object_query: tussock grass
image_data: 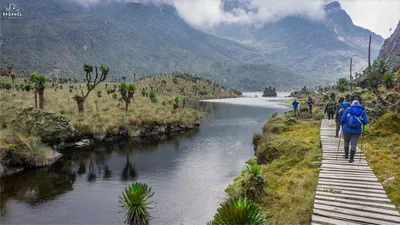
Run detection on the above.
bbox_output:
[226,114,322,224]
[1,74,238,136]
[0,131,53,167]
[362,111,400,210]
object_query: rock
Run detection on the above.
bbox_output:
[262,87,277,97]
[31,150,62,167]
[158,126,166,133]
[74,139,91,148]
[382,176,396,185]
[11,107,76,143]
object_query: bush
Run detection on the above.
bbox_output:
[59,110,66,115]
[208,198,266,225]
[24,84,31,92]
[383,73,396,88]
[112,93,118,99]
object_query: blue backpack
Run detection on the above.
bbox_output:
[347,111,363,129]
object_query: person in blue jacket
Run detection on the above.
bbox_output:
[292,98,299,116]
[340,100,368,162]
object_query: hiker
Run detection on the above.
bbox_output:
[292,98,299,116]
[324,99,336,126]
[341,100,369,163]
[307,97,314,114]
[335,97,344,137]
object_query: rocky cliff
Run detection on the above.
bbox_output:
[377,21,400,68]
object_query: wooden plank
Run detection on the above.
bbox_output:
[318,178,383,187]
[314,204,400,223]
[317,185,386,194]
[319,170,373,175]
[317,189,387,198]
[314,209,395,225]
[319,172,376,178]
[312,215,359,225]
[317,182,384,191]
[315,200,400,217]
[316,191,392,203]
[319,175,377,182]
[321,164,372,171]
[315,195,397,210]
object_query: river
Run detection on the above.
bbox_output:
[0,92,290,225]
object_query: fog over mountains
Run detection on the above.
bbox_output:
[0,0,384,90]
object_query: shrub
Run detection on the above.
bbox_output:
[383,73,396,88]
[208,198,266,225]
[118,183,154,225]
[112,93,118,99]
[59,110,66,115]
[24,84,31,92]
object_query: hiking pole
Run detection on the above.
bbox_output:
[336,128,341,160]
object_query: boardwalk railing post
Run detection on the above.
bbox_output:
[336,129,341,160]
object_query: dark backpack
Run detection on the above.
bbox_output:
[327,103,335,113]
[346,111,363,129]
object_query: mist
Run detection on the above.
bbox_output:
[69,0,326,27]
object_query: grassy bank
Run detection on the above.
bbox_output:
[0,72,240,175]
[0,73,239,136]
[225,107,322,224]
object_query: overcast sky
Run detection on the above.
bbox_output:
[338,0,400,38]
[72,0,400,38]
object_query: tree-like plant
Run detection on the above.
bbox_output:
[373,59,388,75]
[149,89,157,103]
[29,72,46,109]
[168,96,181,109]
[383,73,396,88]
[209,198,266,225]
[118,183,154,225]
[73,64,109,113]
[141,88,146,97]
[10,71,16,88]
[119,83,136,114]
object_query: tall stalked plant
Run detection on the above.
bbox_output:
[73,64,109,113]
[119,83,136,115]
[208,198,266,225]
[29,72,46,109]
[118,183,154,225]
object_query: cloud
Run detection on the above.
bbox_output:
[337,0,400,38]
[70,0,326,27]
[69,0,400,37]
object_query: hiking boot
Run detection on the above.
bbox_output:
[349,151,355,163]
[344,147,349,159]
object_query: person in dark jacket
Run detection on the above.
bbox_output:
[307,97,313,114]
[334,97,349,137]
[324,100,336,126]
[292,98,299,116]
[340,100,369,162]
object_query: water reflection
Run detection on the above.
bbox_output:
[1,98,287,224]
[0,159,76,216]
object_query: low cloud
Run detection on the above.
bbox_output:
[70,0,326,27]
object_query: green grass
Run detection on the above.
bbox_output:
[226,114,322,224]
[362,111,400,210]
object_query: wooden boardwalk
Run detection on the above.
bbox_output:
[312,120,400,225]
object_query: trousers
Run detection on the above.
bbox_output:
[343,132,361,152]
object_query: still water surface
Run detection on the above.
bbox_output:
[1,93,289,225]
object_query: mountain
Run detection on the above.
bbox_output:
[211,1,384,80]
[377,20,400,68]
[0,0,299,90]
[0,0,385,90]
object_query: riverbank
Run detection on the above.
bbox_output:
[0,73,240,177]
[220,84,399,223]
[224,105,322,224]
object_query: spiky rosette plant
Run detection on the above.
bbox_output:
[118,183,154,225]
[209,198,266,225]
